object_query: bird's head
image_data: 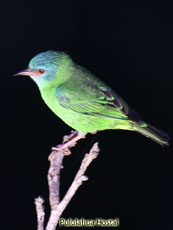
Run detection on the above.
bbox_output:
[14,51,68,86]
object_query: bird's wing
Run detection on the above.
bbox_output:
[55,66,141,121]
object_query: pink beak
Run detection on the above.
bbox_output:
[14,68,40,77]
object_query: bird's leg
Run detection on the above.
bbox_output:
[52,131,86,155]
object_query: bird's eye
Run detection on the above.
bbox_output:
[38,69,45,74]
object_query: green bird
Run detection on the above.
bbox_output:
[15,51,169,150]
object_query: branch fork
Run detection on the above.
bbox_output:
[35,132,100,230]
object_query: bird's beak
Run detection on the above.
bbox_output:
[13,68,39,77]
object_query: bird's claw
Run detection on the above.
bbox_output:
[51,131,86,155]
[52,144,72,155]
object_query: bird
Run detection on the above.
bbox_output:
[15,50,169,150]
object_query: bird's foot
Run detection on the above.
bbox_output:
[52,131,86,155]
[52,145,72,155]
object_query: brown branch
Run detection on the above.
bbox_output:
[35,132,100,230]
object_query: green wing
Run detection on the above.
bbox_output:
[55,65,140,121]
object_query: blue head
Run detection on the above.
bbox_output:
[15,51,67,86]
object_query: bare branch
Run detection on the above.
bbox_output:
[35,131,100,230]
[48,150,64,208]
[35,197,45,230]
[46,142,100,230]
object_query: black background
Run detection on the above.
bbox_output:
[2,1,173,229]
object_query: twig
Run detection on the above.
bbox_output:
[35,132,100,230]
[35,197,45,230]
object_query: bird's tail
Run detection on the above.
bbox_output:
[133,122,170,146]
